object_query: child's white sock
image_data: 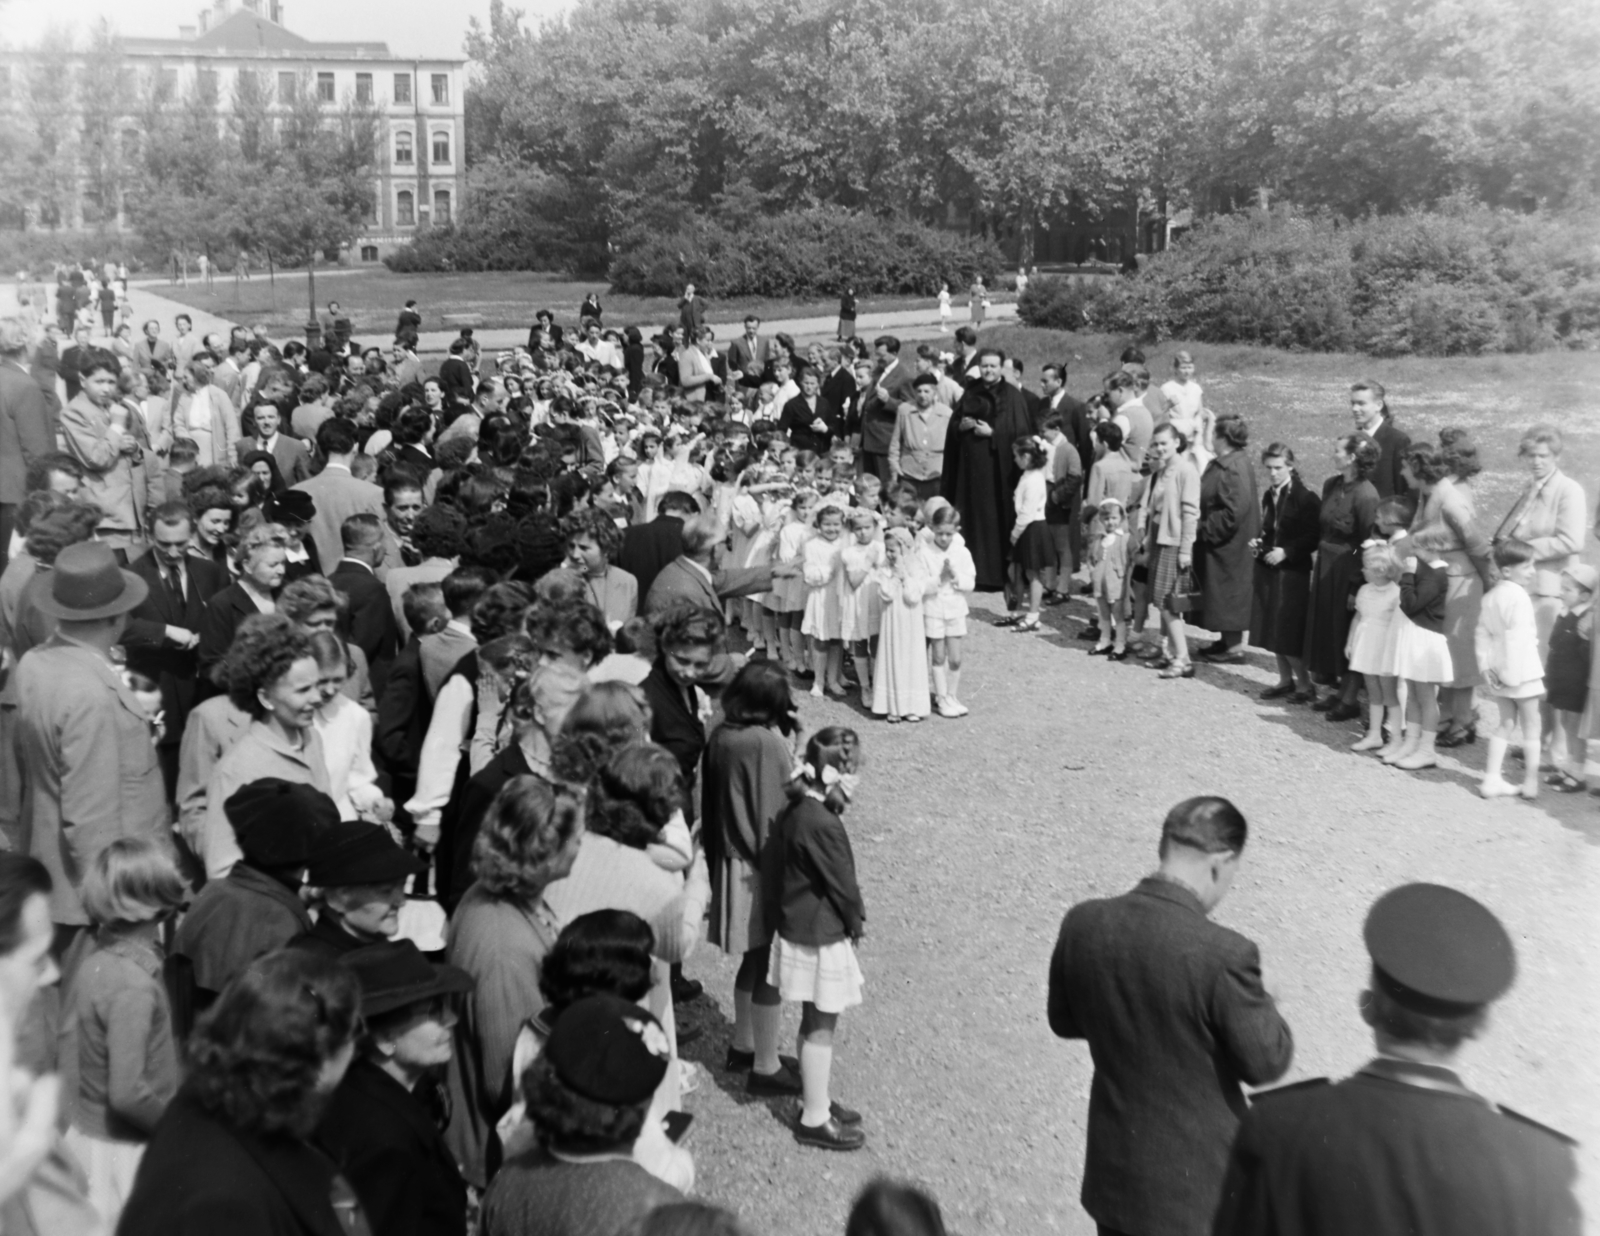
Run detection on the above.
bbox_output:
[946,667,962,702]
[799,1037,833,1127]
[752,1002,782,1075]
[931,663,948,701]
[732,989,754,1054]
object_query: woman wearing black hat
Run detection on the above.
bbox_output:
[119,950,369,1236]
[316,941,473,1236]
[481,995,683,1236]
[290,821,425,960]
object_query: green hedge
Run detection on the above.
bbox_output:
[1019,205,1600,356]
[608,208,1003,299]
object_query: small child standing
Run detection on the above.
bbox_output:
[1006,436,1052,633]
[1385,548,1453,771]
[1544,564,1595,792]
[918,506,976,718]
[62,838,187,1225]
[1475,539,1546,799]
[762,728,867,1151]
[840,510,886,706]
[773,491,817,674]
[801,504,848,696]
[872,529,932,722]
[1346,545,1404,753]
[1087,498,1130,658]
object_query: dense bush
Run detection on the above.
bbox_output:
[1021,204,1600,356]
[385,159,609,276]
[1016,275,1118,332]
[608,209,1003,299]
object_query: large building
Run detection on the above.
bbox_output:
[2,0,466,260]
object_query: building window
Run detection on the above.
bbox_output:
[196,68,219,99]
[360,245,379,263]
[278,71,295,103]
[393,72,411,104]
[317,72,335,103]
[159,67,179,95]
[396,190,414,226]
[394,131,413,164]
[431,74,448,105]
[433,190,452,225]
[431,131,450,164]
[355,72,372,103]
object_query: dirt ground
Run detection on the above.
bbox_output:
[674,591,1600,1235]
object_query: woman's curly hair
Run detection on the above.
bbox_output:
[22,501,103,566]
[651,602,726,652]
[185,950,360,1139]
[1342,434,1383,480]
[538,909,655,1013]
[1401,441,1453,486]
[217,613,317,714]
[471,581,532,643]
[472,774,587,899]
[560,506,622,564]
[521,1051,649,1154]
[586,743,684,850]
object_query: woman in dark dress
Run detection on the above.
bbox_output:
[1194,415,1260,663]
[1250,443,1322,700]
[940,359,1033,592]
[1303,434,1380,717]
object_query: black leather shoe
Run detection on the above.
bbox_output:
[671,976,704,1003]
[1437,722,1477,748]
[1259,682,1296,700]
[793,1114,865,1151]
[1290,689,1318,705]
[1077,624,1102,641]
[1199,650,1246,665]
[1312,694,1337,711]
[1087,645,1112,656]
[830,1100,862,1126]
[1326,701,1363,722]
[748,1064,803,1096]
[726,1048,800,1072]
[1106,648,1131,662]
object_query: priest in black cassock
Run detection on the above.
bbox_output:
[940,349,1036,591]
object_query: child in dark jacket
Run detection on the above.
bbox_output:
[761,726,866,1152]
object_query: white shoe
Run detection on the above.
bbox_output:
[934,695,960,718]
[945,696,970,717]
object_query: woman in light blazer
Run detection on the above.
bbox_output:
[1492,425,1587,654]
[1138,422,1201,679]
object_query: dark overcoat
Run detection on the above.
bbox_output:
[1196,449,1261,633]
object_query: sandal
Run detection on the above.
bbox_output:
[994,613,1022,627]
[1545,770,1585,793]
[1013,614,1042,632]
[885,715,901,724]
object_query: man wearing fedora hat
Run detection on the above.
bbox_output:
[316,940,473,1236]
[1212,882,1579,1235]
[13,542,168,947]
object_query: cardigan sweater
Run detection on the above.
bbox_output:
[761,795,865,947]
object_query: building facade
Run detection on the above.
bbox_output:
[2,0,465,260]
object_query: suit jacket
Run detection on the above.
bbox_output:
[437,356,476,406]
[1368,418,1412,500]
[677,295,707,337]
[316,1058,466,1236]
[641,658,706,809]
[330,559,399,690]
[820,365,857,415]
[14,637,172,926]
[619,515,685,602]
[122,553,230,748]
[1492,469,1586,599]
[132,336,176,377]
[0,361,52,506]
[643,556,774,619]
[725,334,773,385]
[777,394,845,455]
[120,1091,350,1236]
[246,433,313,486]
[1213,1058,1579,1236]
[1047,877,1293,1236]
[292,464,386,575]
[59,392,140,539]
[198,581,272,690]
[175,694,252,855]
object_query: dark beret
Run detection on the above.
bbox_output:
[225,779,340,869]
[545,994,670,1107]
[306,821,425,888]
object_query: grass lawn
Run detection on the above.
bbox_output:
[985,325,1600,532]
[151,269,1005,336]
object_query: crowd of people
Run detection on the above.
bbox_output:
[0,274,1586,1235]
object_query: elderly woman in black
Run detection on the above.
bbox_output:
[1193,414,1260,664]
[1250,444,1322,700]
[119,950,366,1236]
[1302,434,1380,718]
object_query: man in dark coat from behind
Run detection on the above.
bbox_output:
[1194,414,1261,662]
[1213,883,1579,1236]
[619,490,697,601]
[1047,796,1293,1236]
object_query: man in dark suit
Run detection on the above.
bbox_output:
[331,513,400,694]
[643,511,788,620]
[292,417,386,574]
[1048,796,1293,1236]
[620,490,698,601]
[57,321,96,403]
[725,315,774,390]
[396,299,423,337]
[1041,361,1095,474]
[820,346,857,412]
[677,283,707,339]
[853,336,917,481]
[120,502,230,799]
[437,337,477,408]
[1004,356,1043,427]
[241,401,312,485]
[777,368,845,455]
[1351,380,1411,499]
[1213,883,1578,1236]
[0,318,55,569]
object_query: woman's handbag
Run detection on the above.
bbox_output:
[1163,566,1202,616]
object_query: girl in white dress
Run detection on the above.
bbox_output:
[1161,351,1214,468]
[774,491,818,674]
[872,528,932,722]
[801,504,848,696]
[1346,546,1403,753]
[917,505,977,718]
[938,283,952,332]
[1475,540,1546,799]
[840,510,886,706]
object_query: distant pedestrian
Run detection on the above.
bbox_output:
[969,277,986,325]
[1213,882,1579,1236]
[938,282,951,333]
[1047,795,1292,1236]
[837,287,857,341]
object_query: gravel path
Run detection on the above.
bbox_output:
[676,592,1600,1234]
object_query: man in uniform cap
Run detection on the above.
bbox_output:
[1212,882,1579,1236]
[171,779,342,1029]
[289,820,424,959]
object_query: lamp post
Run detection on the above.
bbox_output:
[304,250,322,350]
